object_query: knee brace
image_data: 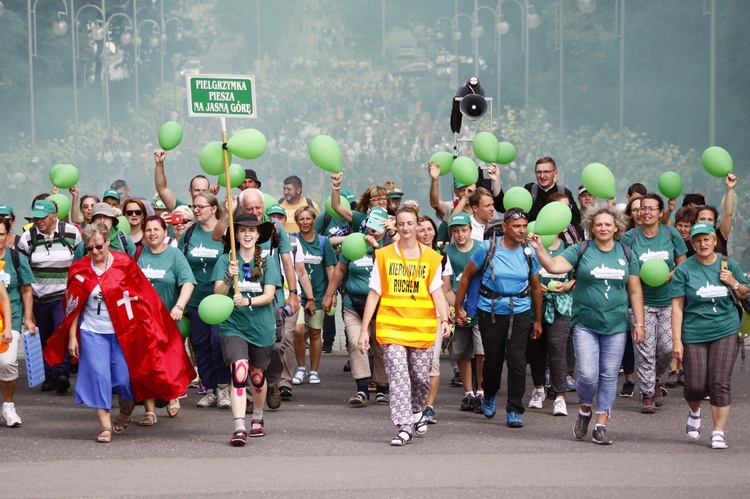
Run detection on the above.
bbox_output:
[231,360,249,389]
[249,367,266,389]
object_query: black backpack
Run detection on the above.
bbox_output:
[26,222,75,257]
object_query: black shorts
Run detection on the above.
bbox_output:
[221,336,273,369]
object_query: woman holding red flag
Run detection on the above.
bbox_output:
[44,222,194,443]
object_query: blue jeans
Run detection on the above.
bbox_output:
[573,325,627,415]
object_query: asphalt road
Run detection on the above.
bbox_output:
[3,347,750,498]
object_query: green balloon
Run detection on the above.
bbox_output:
[227,128,267,160]
[199,141,232,176]
[581,163,616,199]
[430,151,454,176]
[116,216,131,235]
[526,221,556,248]
[326,306,336,317]
[451,157,479,186]
[497,141,517,164]
[179,318,191,339]
[657,172,683,200]
[47,193,71,219]
[52,164,79,189]
[472,131,499,163]
[262,192,278,210]
[157,121,183,151]
[640,258,670,287]
[341,233,369,261]
[324,195,347,219]
[308,135,342,173]
[701,146,733,178]
[49,163,64,184]
[535,202,572,235]
[198,294,235,325]
[503,186,533,212]
[218,164,245,188]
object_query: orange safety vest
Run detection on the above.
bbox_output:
[0,260,5,331]
[375,243,443,348]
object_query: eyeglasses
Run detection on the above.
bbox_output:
[125,210,143,216]
[504,211,529,222]
[85,244,105,252]
[535,170,556,176]
[638,206,659,212]
[193,204,211,211]
[370,196,388,203]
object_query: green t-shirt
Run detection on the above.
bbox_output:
[670,255,746,344]
[314,215,351,238]
[350,210,367,232]
[298,234,338,308]
[561,241,640,335]
[1,251,35,331]
[179,225,224,307]
[621,225,687,307]
[339,244,379,312]
[137,246,196,311]
[260,220,292,308]
[74,229,136,261]
[211,252,281,348]
[443,240,480,325]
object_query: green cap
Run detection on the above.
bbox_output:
[30,200,57,218]
[103,189,120,201]
[265,204,287,217]
[341,189,356,204]
[453,178,467,189]
[0,205,14,216]
[387,187,404,199]
[448,212,472,227]
[690,222,716,238]
[151,194,166,210]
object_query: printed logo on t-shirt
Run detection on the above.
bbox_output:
[303,253,323,265]
[238,280,263,294]
[353,255,373,268]
[696,282,728,299]
[590,265,625,280]
[640,250,669,262]
[140,264,166,280]
[190,244,219,259]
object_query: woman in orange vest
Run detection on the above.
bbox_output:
[358,203,451,446]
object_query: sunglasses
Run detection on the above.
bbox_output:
[85,243,105,252]
[125,210,143,216]
[242,262,252,281]
[504,211,529,222]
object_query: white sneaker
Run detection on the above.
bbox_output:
[292,367,307,385]
[216,384,231,409]
[2,403,22,427]
[196,391,218,408]
[553,397,568,416]
[528,388,545,409]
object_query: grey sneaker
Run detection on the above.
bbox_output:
[216,384,231,409]
[663,370,679,388]
[592,425,612,445]
[573,411,592,439]
[196,390,218,408]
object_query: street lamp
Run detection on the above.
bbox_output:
[27,0,70,161]
[704,0,716,145]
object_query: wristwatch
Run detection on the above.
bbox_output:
[288,289,298,294]
[732,281,740,290]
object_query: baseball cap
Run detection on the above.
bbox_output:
[448,212,471,227]
[578,185,589,196]
[341,189,356,205]
[387,187,404,199]
[151,194,167,210]
[244,169,262,188]
[30,200,57,218]
[103,189,120,201]
[0,205,14,216]
[453,179,467,189]
[690,222,716,238]
[265,204,286,217]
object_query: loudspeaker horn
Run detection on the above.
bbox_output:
[459,94,487,120]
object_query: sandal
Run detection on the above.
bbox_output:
[390,429,412,446]
[166,399,180,418]
[113,406,133,433]
[97,427,113,443]
[686,411,701,440]
[138,412,158,426]
[230,429,247,447]
[711,433,728,449]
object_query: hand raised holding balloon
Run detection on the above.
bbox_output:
[463,184,476,200]
[154,149,167,165]
[330,173,343,189]
[113,207,122,217]
[667,198,676,211]
[209,184,220,195]
[69,185,79,198]
[727,173,739,189]
[526,233,542,250]
[486,163,499,183]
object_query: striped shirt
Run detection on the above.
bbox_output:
[17,222,81,302]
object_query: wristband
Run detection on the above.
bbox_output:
[306,298,315,302]
[388,231,397,237]
[732,281,740,290]
[633,323,645,328]
[332,186,341,191]
[247,296,253,309]
[441,319,451,325]
[289,289,298,294]
[175,305,184,311]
